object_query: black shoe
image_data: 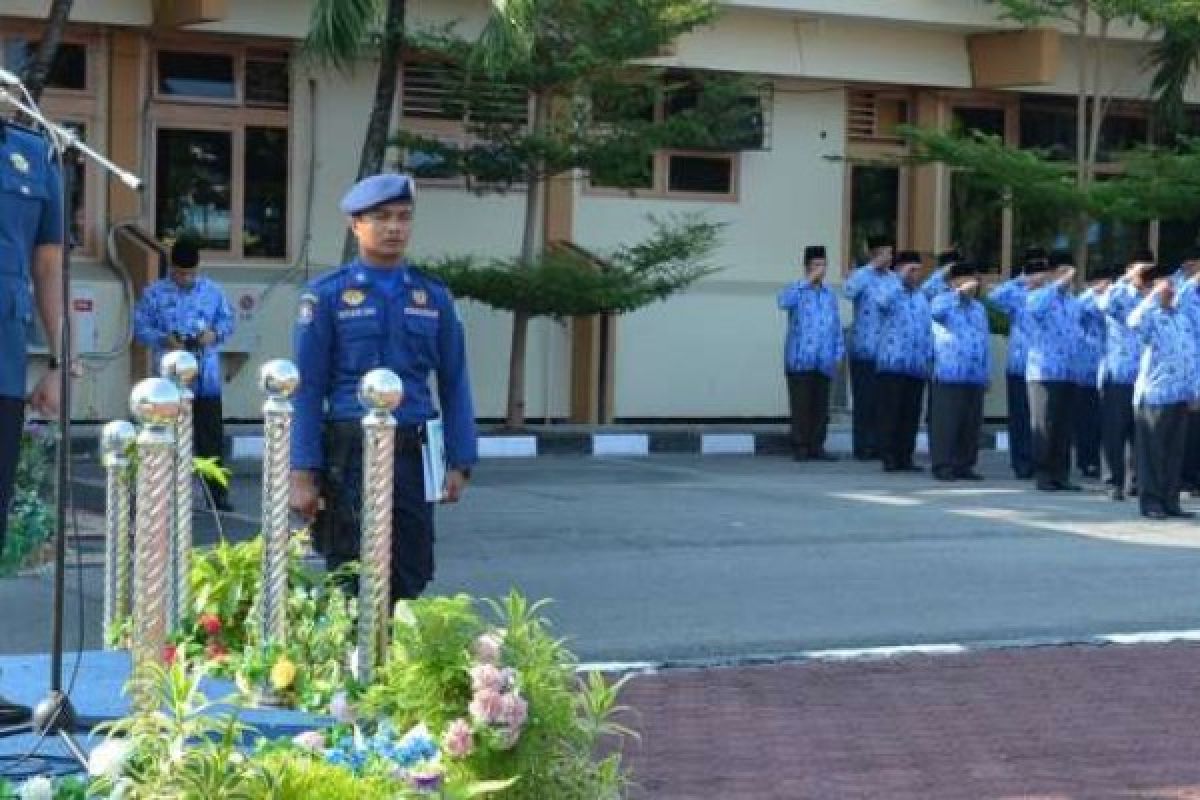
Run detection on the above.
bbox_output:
[1036,481,1059,492]
[1108,488,1126,502]
[0,698,31,726]
[1081,466,1101,479]
[900,464,924,473]
[1166,508,1197,519]
[882,462,901,473]
[1015,470,1034,480]
[1055,482,1083,492]
[933,468,956,482]
[792,453,810,462]
[810,451,839,462]
[1143,508,1169,520]
[955,470,985,482]
[1129,485,1139,497]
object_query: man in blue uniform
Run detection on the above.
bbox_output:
[873,250,933,473]
[929,260,989,481]
[1071,269,1109,480]
[289,173,477,604]
[987,249,1039,479]
[843,235,895,460]
[0,121,64,724]
[778,245,844,461]
[1128,276,1199,520]
[1173,251,1200,496]
[134,237,236,510]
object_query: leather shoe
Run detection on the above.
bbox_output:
[900,464,924,473]
[955,470,985,481]
[1143,508,1169,520]
[1166,508,1197,519]
[932,468,956,482]
[0,698,31,726]
[1015,470,1034,480]
[810,451,839,462]
[1036,481,1059,492]
[1055,482,1083,492]
[1108,488,1126,502]
[882,462,901,473]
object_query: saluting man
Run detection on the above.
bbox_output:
[1071,269,1109,480]
[1172,250,1200,497]
[843,235,896,461]
[777,245,844,461]
[987,250,1039,480]
[289,173,478,604]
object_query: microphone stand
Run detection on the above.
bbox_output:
[0,82,141,768]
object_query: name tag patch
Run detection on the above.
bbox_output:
[337,307,378,320]
[404,307,440,319]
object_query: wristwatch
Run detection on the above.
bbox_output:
[46,356,61,370]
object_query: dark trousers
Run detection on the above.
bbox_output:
[1101,380,1136,491]
[849,358,879,458]
[1072,385,1102,476]
[1183,411,1200,490]
[876,372,925,469]
[0,396,24,554]
[1029,380,1075,486]
[193,395,229,504]
[1135,403,1189,514]
[1005,375,1033,478]
[786,371,831,458]
[930,383,984,475]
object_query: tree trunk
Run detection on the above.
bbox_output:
[341,0,407,262]
[1073,1,1092,276]
[21,0,74,102]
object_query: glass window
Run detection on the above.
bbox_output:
[155,129,233,249]
[2,38,87,90]
[1020,98,1076,161]
[158,51,236,99]
[243,127,288,258]
[849,165,900,262]
[1158,218,1200,269]
[60,121,87,249]
[590,154,654,190]
[245,56,290,107]
[666,154,733,194]
[953,107,1005,138]
[1097,114,1147,161]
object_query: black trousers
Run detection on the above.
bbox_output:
[1005,375,1033,478]
[785,371,831,458]
[1028,380,1074,485]
[1072,385,1102,475]
[930,383,984,474]
[1183,410,1200,490]
[849,358,879,458]
[193,395,228,504]
[1101,380,1136,491]
[1135,403,1189,514]
[876,372,925,469]
[0,396,24,554]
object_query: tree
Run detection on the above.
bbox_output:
[396,0,753,427]
[19,0,75,102]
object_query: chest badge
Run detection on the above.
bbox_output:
[9,152,29,174]
[341,288,366,307]
[411,289,428,307]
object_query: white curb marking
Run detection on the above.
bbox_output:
[592,434,650,457]
[479,436,538,459]
[701,433,755,455]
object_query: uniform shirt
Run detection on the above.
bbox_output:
[930,290,990,385]
[1128,295,1200,407]
[1174,274,1200,377]
[777,279,844,377]
[920,267,952,300]
[1094,280,1143,385]
[986,279,1030,377]
[292,259,478,471]
[1024,284,1081,383]
[134,276,234,398]
[0,124,64,399]
[1072,288,1106,389]
[873,280,933,379]
[843,265,898,361]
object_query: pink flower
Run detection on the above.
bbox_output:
[499,692,528,730]
[442,718,474,758]
[329,691,355,724]
[470,664,505,694]
[495,724,521,750]
[473,632,504,664]
[469,688,505,725]
[291,730,326,751]
[197,613,221,637]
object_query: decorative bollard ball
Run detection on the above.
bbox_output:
[358,368,404,413]
[259,359,301,398]
[159,350,199,389]
[129,378,182,427]
[100,420,136,464]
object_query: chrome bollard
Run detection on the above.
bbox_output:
[258,359,300,651]
[160,350,198,630]
[100,420,136,649]
[356,368,404,684]
[130,378,181,708]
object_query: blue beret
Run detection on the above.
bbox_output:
[339,173,416,215]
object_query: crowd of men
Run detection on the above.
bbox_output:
[779,239,1200,520]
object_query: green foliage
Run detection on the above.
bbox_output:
[304,0,393,72]
[0,424,54,577]
[194,456,231,490]
[422,215,722,317]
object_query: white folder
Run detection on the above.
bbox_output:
[421,419,447,503]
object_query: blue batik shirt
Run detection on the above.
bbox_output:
[1174,274,1200,375]
[873,280,933,379]
[920,267,953,300]
[986,278,1030,377]
[134,276,235,398]
[1095,280,1143,385]
[1024,284,1082,383]
[777,279,845,377]
[1128,295,1200,407]
[843,264,898,361]
[1072,288,1105,389]
[930,291,990,385]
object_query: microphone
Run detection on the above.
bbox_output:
[0,68,22,87]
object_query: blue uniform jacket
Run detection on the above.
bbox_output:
[930,291,990,386]
[1025,284,1081,383]
[777,279,844,377]
[1094,280,1143,386]
[1128,295,1200,407]
[843,265,898,361]
[291,260,478,472]
[986,278,1029,378]
[873,280,933,379]
[134,276,234,397]
[1072,288,1105,389]
[0,124,64,398]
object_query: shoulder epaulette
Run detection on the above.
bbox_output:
[309,266,350,291]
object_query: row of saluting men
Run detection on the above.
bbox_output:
[778,239,1200,520]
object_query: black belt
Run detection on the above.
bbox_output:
[326,419,424,454]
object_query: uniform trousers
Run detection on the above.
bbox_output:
[1005,374,1033,479]
[1183,410,1200,491]
[1101,380,1136,492]
[849,358,880,458]
[1135,403,1189,515]
[1072,385,1103,476]
[193,394,229,505]
[785,370,831,458]
[1028,380,1075,486]
[930,383,984,476]
[0,396,24,554]
[876,372,925,469]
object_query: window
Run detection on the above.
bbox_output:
[849,165,902,263]
[2,38,87,90]
[151,41,290,260]
[949,105,1010,272]
[1020,97,1149,163]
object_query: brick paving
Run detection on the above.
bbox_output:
[619,644,1200,799]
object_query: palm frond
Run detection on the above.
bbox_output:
[304,0,385,73]
[1150,19,1200,136]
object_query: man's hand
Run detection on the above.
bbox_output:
[198,330,217,346]
[443,469,469,504]
[289,470,321,520]
[28,370,60,417]
[958,278,980,296]
[165,334,184,350]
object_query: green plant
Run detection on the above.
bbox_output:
[0,423,55,577]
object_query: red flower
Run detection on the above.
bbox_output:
[198,613,222,637]
[205,642,229,661]
[163,644,177,665]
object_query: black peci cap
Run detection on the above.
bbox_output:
[1049,249,1074,268]
[937,250,962,268]
[867,234,893,251]
[1130,248,1156,266]
[803,245,827,264]
[950,260,977,279]
[894,250,922,268]
[170,238,200,269]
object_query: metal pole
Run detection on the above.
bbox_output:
[129,378,181,709]
[355,369,403,684]
[160,350,198,630]
[258,359,300,652]
[100,420,135,650]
